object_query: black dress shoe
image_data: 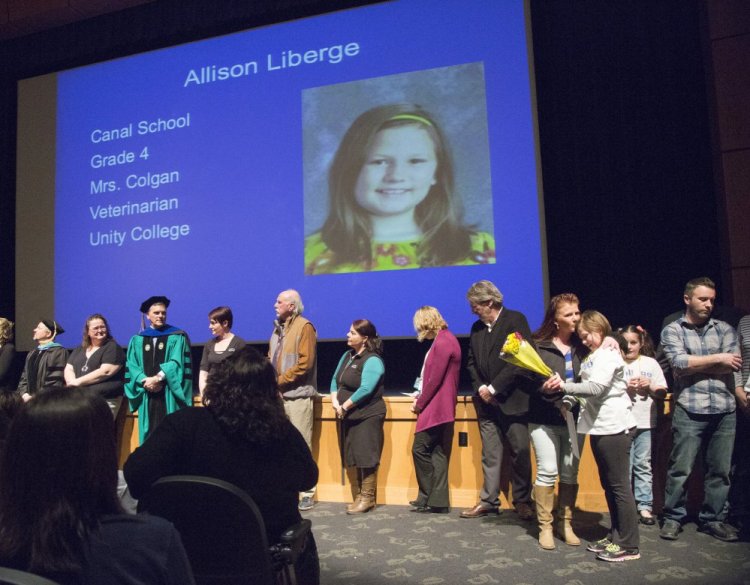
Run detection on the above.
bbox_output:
[698,521,739,542]
[411,505,450,514]
[638,511,656,526]
[514,502,534,521]
[659,519,681,540]
[409,500,424,508]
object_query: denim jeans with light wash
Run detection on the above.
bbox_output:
[629,428,653,512]
[663,405,736,525]
[529,423,585,487]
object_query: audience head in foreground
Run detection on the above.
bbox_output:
[124,346,319,584]
[0,387,195,584]
[202,345,289,443]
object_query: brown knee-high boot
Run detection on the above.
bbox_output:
[534,485,556,550]
[556,482,580,546]
[346,468,363,513]
[347,468,376,514]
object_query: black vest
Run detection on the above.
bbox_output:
[335,350,385,420]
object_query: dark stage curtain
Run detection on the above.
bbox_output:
[1,0,719,346]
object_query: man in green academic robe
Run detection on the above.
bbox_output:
[125,296,192,443]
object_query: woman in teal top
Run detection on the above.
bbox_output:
[331,319,385,514]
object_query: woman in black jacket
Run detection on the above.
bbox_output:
[528,293,587,550]
[125,346,320,585]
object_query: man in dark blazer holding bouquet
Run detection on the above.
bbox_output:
[462,280,534,519]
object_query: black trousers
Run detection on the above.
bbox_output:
[591,431,640,549]
[294,532,320,585]
[412,422,454,508]
[729,408,750,522]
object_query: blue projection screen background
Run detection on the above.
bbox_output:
[22,0,545,346]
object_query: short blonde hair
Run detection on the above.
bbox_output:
[0,318,14,345]
[577,310,612,338]
[413,306,448,341]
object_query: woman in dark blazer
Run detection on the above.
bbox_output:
[410,306,461,513]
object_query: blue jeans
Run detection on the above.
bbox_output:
[663,405,736,524]
[629,429,653,512]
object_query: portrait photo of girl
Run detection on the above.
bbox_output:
[303,64,496,275]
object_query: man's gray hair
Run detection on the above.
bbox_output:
[466,280,503,308]
[282,289,304,315]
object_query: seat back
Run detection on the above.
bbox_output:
[137,475,274,585]
[0,568,61,585]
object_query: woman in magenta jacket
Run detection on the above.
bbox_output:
[409,306,461,513]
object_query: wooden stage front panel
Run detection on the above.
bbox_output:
[120,394,611,511]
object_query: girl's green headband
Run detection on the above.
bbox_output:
[388,113,433,127]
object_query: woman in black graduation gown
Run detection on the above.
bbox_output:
[17,319,68,401]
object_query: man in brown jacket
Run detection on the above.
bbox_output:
[269,289,318,510]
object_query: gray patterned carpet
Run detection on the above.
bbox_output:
[305,503,750,585]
